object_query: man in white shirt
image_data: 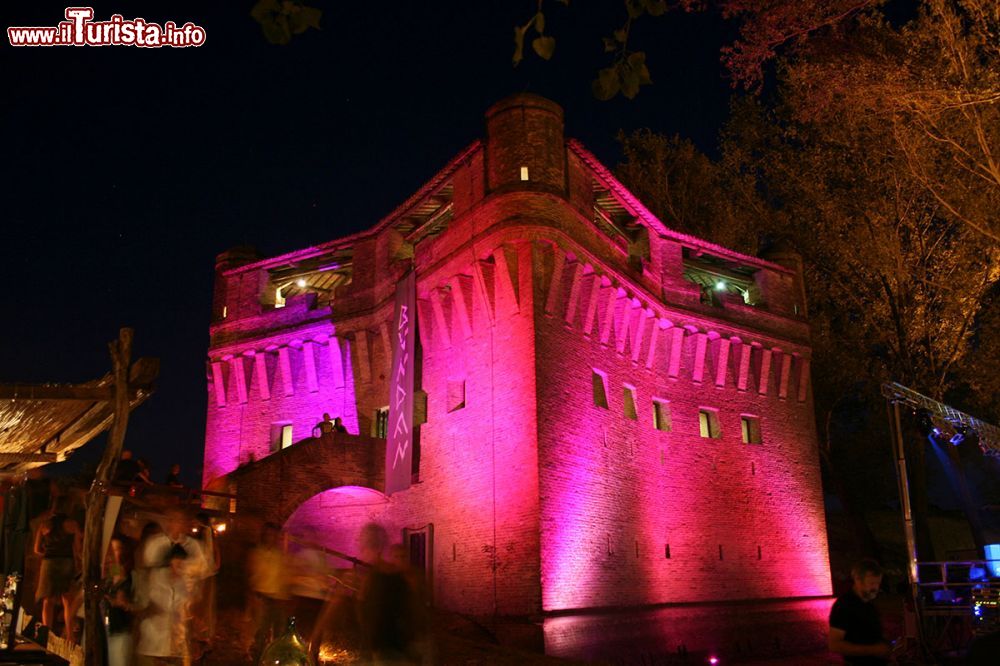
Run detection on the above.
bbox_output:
[134,509,208,665]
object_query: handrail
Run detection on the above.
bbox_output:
[285,532,371,569]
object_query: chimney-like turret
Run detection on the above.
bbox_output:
[212,245,259,323]
[485,93,566,195]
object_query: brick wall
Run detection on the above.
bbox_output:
[202,94,832,629]
[533,236,831,610]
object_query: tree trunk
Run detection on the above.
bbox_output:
[82,328,133,666]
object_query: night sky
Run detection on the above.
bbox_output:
[1,2,735,486]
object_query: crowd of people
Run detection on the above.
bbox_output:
[114,451,185,489]
[30,506,428,664]
[246,521,429,664]
[16,467,1000,665]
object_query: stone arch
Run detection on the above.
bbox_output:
[228,433,386,527]
[282,485,395,562]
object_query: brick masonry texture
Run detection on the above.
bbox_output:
[203,93,832,653]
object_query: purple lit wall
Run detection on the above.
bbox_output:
[204,95,833,655]
[203,259,362,488]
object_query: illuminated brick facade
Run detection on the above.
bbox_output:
[204,94,832,656]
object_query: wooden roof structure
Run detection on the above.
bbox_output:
[0,357,158,474]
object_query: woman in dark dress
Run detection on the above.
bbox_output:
[33,509,82,639]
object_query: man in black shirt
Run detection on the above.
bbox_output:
[114,450,141,483]
[829,559,893,664]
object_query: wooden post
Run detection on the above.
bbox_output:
[82,328,133,665]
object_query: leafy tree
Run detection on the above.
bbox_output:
[520,0,1000,248]
[615,67,999,559]
[251,0,322,45]
[616,130,762,253]
[774,0,1000,244]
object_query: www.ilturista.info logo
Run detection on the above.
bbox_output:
[7,7,206,48]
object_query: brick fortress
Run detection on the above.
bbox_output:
[204,94,833,658]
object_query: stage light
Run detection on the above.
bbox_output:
[916,408,944,444]
[715,280,726,291]
[708,657,719,665]
[949,425,968,447]
[297,278,307,288]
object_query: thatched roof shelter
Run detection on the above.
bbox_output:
[0,357,158,474]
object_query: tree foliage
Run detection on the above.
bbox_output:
[251,0,322,45]
[513,0,660,100]
[777,0,1000,244]
[616,130,761,253]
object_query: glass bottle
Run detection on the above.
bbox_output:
[257,616,315,666]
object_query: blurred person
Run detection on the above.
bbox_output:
[829,559,895,664]
[357,525,421,664]
[135,458,153,485]
[142,508,207,573]
[289,543,330,632]
[114,450,141,484]
[33,502,82,639]
[102,535,135,666]
[248,522,291,658]
[332,417,348,433]
[132,521,164,611]
[165,464,184,488]
[190,513,220,664]
[135,510,208,664]
[135,543,195,665]
[316,413,335,439]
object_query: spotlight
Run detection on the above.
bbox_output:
[708,657,719,665]
[916,408,935,433]
[715,280,726,291]
[949,425,968,447]
[296,278,307,288]
[916,408,944,444]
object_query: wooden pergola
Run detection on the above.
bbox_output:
[0,329,157,665]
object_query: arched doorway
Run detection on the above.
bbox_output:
[282,485,394,561]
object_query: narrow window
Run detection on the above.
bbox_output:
[664,543,671,559]
[699,409,721,439]
[652,399,672,432]
[271,421,293,452]
[741,415,762,444]
[592,370,609,409]
[373,406,389,439]
[222,305,228,319]
[623,385,638,420]
[520,166,530,181]
[447,379,466,412]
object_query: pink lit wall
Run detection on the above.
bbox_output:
[203,305,360,487]
[284,486,395,561]
[203,94,832,635]
[533,232,831,611]
[360,220,544,617]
